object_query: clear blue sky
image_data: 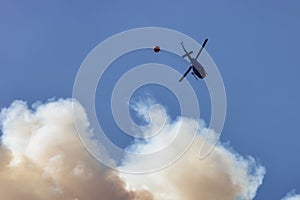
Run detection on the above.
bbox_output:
[1,1,300,199]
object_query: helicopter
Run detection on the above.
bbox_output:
[179,38,208,82]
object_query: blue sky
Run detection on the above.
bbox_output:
[1,0,300,199]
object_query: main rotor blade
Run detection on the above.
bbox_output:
[195,38,208,60]
[179,66,192,82]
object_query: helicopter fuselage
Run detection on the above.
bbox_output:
[190,58,206,79]
[179,39,208,82]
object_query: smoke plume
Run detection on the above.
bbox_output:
[0,99,152,200]
[0,98,266,200]
[281,191,300,200]
[121,100,266,200]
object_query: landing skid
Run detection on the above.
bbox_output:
[191,72,198,80]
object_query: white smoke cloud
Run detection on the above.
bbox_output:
[281,191,300,200]
[121,99,266,200]
[0,98,267,200]
[0,99,152,200]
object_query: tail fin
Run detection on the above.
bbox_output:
[182,51,193,58]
